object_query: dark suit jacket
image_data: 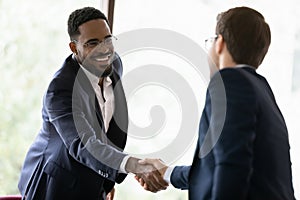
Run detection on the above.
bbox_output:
[18,54,128,200]
[171,66,295,200]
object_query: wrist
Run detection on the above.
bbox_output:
[160,165,168,176]
[125,157,139,174]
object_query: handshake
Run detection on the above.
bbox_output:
[125,157,169,193]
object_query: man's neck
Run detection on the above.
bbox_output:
[218,54,237,70]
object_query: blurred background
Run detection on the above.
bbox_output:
[0,0,299,199]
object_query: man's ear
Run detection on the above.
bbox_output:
[69,41,77,55]
[215,34,224,55]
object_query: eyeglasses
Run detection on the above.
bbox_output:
[204,35,218,50]
[72,35,117,49]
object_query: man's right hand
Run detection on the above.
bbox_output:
[133,158,169,192]
[125,157,169,192]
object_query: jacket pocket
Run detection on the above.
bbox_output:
[43,161,77,189]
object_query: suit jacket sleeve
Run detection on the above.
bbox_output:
[44,62,127,182]
[170,165,191,190]
[209,69,257,199]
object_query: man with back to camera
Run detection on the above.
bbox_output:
[18,7,168,200]
[138,6,296,200]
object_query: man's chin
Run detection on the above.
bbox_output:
[82,62,113,77]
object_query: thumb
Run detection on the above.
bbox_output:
[138,158,155,165]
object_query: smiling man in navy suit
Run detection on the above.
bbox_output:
[138,6,296,200]
[18,7,167,200]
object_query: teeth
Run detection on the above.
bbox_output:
[95,55,110,62]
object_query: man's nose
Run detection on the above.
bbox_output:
[94,43,111,54]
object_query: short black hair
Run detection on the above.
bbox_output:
[67,7,109,40]
[216,7,271,68]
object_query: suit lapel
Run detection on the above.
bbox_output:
[110,70,128,128]
[106,69,128,149]
[74,62,106,135]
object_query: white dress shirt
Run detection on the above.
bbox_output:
[81,66,114,132]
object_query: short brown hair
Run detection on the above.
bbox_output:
[216,7,271,68]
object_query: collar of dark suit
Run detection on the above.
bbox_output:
[219,64,257,75]
[235,64,256,71]
[235,65,257,75]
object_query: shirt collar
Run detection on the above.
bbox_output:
[80,65,100,86]
[235,64,256,70]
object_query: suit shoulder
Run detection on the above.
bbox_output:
[48,55,79,91]
[208,68,258,107]
[112,53,123,78]
[53,55,79,78]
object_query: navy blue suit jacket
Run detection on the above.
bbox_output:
[171,66,295,200]
[18,54,128,200]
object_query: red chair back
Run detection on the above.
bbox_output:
[0,195,22,200]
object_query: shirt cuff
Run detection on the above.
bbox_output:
[119,155,130,174]
[163,166,174,184]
